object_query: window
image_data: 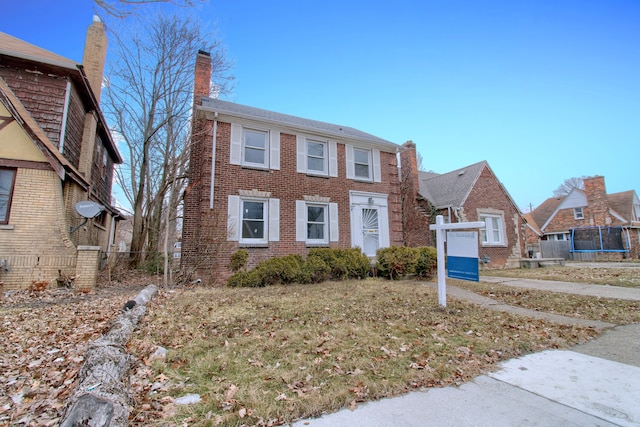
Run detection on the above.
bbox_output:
[296,136,337,177]
[296,200,338,244]
[241,200,266,242]
[307,140,327,174]
[306,204,328,244]
[227,195,280,244]
[0,168,16,224]
[230,123,280,170]
[354,148,371,179]
[574,207,584,219]
[345,145,381,182]
[243,129,268,166]
[479,214,504,245]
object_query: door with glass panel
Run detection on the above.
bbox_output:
[361,207,379,257]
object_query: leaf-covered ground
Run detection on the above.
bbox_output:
[0,274,151,426]
[127,280,601,426]
[2,264,636,426]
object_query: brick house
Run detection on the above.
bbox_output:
[0,18,122,290]
[526,176,640,259]
[181,51,403,282]
[400,142,525,269]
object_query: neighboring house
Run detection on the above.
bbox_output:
[527,176,640,260]
[181,51,403,282]
[0,18,122,290]
[400,142,525,269]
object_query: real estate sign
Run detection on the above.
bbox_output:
[446,231,479,282]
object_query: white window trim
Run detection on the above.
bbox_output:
[296,200,339,244]
[346,145,381,182]
[479,212,506,246]
[574,207,584,220]
[227,195,279,244]
[296,135,337,177]
[230,123,280,170]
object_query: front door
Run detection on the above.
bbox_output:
[361,207,379,257]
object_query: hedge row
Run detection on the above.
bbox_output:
[227,248,371,288]
[375,246,437,280]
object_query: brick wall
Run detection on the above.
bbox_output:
[398,142,433,247]
[182,119,402,283]
[0,168,77,290]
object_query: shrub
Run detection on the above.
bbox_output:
[229,249,249,272]
[227,269,263,287]
[297,256,331,284]
[376,246,417,280]
[415,246,438,279]
[337,248,371,279]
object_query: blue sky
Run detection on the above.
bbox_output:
[2,0,639,212]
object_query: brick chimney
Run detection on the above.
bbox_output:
[81,15,107,103]
[400,141,419,192]
[194,50,212,105]
[583,176,610,225]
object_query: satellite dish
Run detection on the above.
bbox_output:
[75,201,105,219]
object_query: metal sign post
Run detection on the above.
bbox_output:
[429,215,485,307]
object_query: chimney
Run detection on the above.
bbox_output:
[194,50,212,105]
[400,140,420,192]
[583,176,610,225]
[82,16,107,103]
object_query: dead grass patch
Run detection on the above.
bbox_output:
[452,279,640,325]
[482,264,640,288]
[128,279,600,426]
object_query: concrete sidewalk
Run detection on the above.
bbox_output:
[292,278,640,426]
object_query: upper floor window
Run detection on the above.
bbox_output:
[574,207,584,220]
[307,140,327,174]
[0,168,16,225]
[346,145,381,182]
[230,123,280,170]
[354,148,372,180]
[479,213,505,245]
[296,135,337,177]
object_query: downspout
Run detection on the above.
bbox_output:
[58,80,72,153]
[453,207,462,222]
[209,112,218,209]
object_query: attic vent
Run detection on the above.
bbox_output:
[458,170,465,176]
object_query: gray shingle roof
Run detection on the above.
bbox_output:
[418,161,488,208]
[200,98,399,150]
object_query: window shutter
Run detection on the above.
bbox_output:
[329,141,338,177]
[270,131,280,170]
[296,135,306,173]
[269,198,280,241]
[329,202,339,242]
[296,200,306,241]
[230,123,243,165]
[227,195,240,241]
[345,144,355,179]
[373,149,381,182]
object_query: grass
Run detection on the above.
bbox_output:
[481,264,640,288]
[129,279,603,426]
[451,279,640,324]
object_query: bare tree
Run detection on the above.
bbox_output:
[553,176,587,197]
[94,0,205,18]
[103,12,233,268]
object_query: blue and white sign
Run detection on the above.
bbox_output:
[447,231,479,282]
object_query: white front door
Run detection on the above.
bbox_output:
[349,191,390,257]
[361,207,380,257]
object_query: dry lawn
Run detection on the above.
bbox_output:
[481,263,640,288]
[127,279,601,426]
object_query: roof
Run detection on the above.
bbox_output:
[0,32,77,70]
[608,190,635,219]
[0,31,122,164]
[531,196,564,230]
[417,161,488,208]
[200,98,400,150]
